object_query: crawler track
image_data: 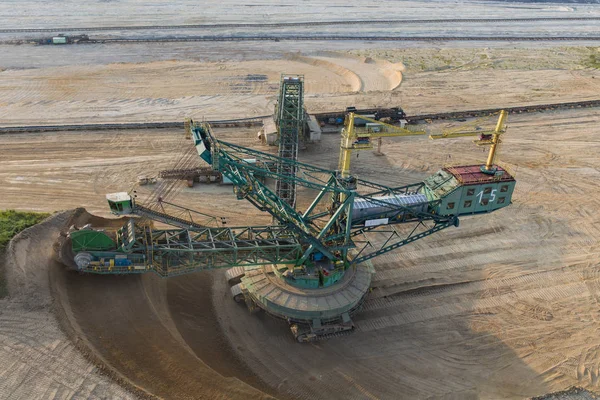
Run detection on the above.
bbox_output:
[1,17,599,34]
[1,99,599,134]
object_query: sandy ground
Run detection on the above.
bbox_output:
[0,47,599,125]
[209,108,600,399]
[1,107,600,399]
[0,54,406,125]
[0,212,135,399]
[0,210,270,399]
[2,1,600,29]
[2,1,600,399]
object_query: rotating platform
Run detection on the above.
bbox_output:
[237,262,374,338]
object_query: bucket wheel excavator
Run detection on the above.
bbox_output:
[65,81,516,342]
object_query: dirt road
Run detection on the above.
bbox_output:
[1,48,600,125]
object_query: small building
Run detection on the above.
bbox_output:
[52,36,68,45]
[106,192,133,214]
[365,122,382,133]
[353,114,376,127]
[422,165,516,216]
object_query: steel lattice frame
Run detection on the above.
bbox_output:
[80,221,302,276]
[148,225,301,276]
[77,122,460,277]
[275,75,304,209]
[192,122,459,268]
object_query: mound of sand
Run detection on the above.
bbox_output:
[288,54,363,92]
[54,209,272,399]
[2,208,272,399]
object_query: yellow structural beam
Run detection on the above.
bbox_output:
[338,113,355,179]
[338,112,426,178]
[429,129,496,139]
[428,110,508,173]
[485,109,507,171]
[355,130,427,138]
[338,110,508,180]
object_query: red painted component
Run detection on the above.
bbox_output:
[444,165,515,185]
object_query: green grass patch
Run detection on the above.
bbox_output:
[0,210,50,250]
[349,46,600,72]
[0,210,50,297]
[583,54,600,69]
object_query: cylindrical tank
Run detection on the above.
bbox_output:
[352,193,428,224]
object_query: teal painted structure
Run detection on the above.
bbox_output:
[70,219,303,276]
[422,165,516,217]
[70,123,517,337]
[70,229,116,252]
[52,36,68,45]
[274,75,304,208]
[240,262,373,322]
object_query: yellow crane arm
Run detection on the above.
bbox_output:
[349,113,415,132]
[357,130,426,138]
[337,109,508,179]
[485,110,508,171]
[429,129,496,139]
[338,112,426,178]
[428,110,508,173]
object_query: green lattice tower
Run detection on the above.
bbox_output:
[275,75,304,209]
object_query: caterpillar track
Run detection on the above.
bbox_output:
[290,323,356,343]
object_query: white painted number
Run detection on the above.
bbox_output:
[477,190,484,204]
[476,189,497,204]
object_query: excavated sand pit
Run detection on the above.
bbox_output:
[2,106,600,399]
[1,208,275,398]
[0,211,135,399]
[52,209,273,399]
[2,3,600,395]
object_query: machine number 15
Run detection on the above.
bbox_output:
[477,189,496,204]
